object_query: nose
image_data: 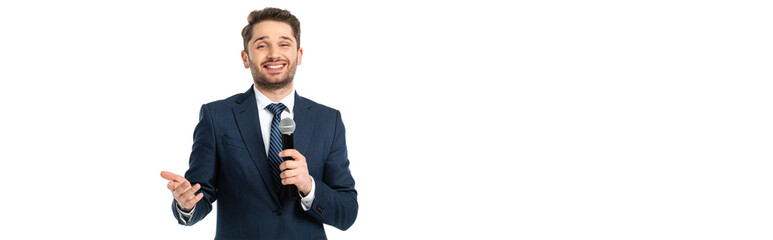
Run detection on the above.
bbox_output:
[267,46,282,61]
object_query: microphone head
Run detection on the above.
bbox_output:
[279,118,296,135]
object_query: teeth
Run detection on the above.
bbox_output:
[267,64,283,69]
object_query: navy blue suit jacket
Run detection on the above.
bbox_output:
[171,87,358,240]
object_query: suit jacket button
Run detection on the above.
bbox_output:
[274,209,283,216]
[316,206,325,214]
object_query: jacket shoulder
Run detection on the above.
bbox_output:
[201,92,243,110]
[300,95,340,116]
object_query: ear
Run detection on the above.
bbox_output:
[241,50,250,69]
[297,47,303,66]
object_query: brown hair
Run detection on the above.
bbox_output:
[241,7,301,53]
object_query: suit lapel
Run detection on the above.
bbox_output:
[232,87,281,206]
[293,92,316,156]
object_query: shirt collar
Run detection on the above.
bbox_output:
[254,85,295,114]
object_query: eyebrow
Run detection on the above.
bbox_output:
[253,36,295,44]
[279,36,294,42]
[253,36,268,44]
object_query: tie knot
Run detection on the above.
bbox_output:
[266,103,287,116]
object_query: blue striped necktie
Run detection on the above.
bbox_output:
[266,103,286,194]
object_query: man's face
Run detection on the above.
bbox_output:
[241,20,303,91]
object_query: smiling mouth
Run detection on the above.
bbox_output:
[263,62,287,71]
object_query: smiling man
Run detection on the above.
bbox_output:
[160,7,358,240]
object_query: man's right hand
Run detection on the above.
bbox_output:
[161,171,203,212]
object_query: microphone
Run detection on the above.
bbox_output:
[279,118,298,201]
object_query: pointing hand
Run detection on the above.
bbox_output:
[161,171,203,212]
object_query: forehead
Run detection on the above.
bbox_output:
[251,20,295,41]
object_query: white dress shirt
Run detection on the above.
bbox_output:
[177,86,316,223]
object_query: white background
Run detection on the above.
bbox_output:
[1,0,772,239]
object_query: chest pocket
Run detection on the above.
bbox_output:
[221,135,247,149]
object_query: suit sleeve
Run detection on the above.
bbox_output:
[305,110,359,230]
[171,104,219,226]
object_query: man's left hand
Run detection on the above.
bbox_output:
[278,149,312,196]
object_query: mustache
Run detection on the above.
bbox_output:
[261,59,287,65]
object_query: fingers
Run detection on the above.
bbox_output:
[278,149,305,163]
[275,150,313,195]
[180,183,201,202]
[279,167,310,188]
[175,183,202,210]
[179,193,204,211]
[184,193,204,206]
[281,176,301,186]
[163,171,187,196]
[281,175,311,187]
[163,171,204,210]
[281,178,292,185]
[160,171,185,183]
[279,169,298,179]
[279,158,307,172]
[173,180,192,198]
[277,150,310,188]
[279,160,294,172]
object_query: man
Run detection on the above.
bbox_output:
[160,7,358,239]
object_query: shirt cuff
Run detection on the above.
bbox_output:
[299,176,316,211]
[176,201,195,224]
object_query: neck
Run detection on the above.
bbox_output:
[255,84,293,102]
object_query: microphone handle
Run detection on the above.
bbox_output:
[281,133,294,150]
[281,134,298,201]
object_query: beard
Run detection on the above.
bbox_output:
[249,58,297,91]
